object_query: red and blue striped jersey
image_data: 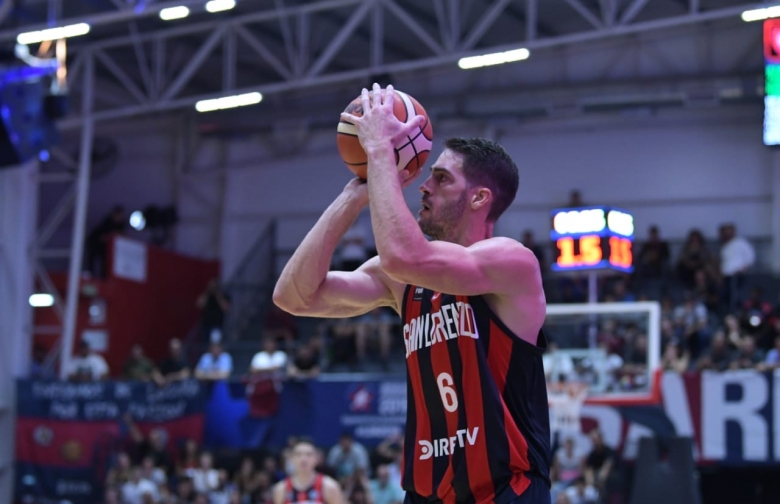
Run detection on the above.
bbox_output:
[400,285,550,504]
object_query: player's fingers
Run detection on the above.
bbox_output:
[400,115,425,136]
[340,112,358,124]
[361,87,370,112]
[385,84,395,109]
[372,82,382,106]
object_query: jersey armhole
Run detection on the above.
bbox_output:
[401,284,413,323]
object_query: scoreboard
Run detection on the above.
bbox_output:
[550,206,634,273]
[765,19,780,145]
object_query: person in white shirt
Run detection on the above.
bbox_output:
[369,464,404,504]
[719,223,755,310]
[250,337,287,375]
[121,468,159,504]
[186,452,220,494]
[67,340,109,382]
[195,343,233,381]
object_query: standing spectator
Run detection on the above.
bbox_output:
[250,337,287,375]
[195,342,233,381]
[287,341,321,380]
[327,433,370,480]
[693,269,720,313]
[123,344,155,381]
[564,477,599,504]
[187,452,220,494]
[730,335,766,370]
[583,430,613,492]
[197,278,231,343]
[121,467,159,504]
[765,335,780,369]
[676,229,711,288]
[696,332,735,371]
[369,464,403,504]
[66,339,109,382]
[661,342,689,373]
[636,225,670,279]
[355,308,395,370]
[521,230,547,270]
[153,338,190,386]
[106,452,133,488]
[85,205,127,278]
[719,223,755,310]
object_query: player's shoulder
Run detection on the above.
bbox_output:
[472,237,539,263]
[320,474,341,489]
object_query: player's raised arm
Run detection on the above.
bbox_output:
[272,179,397,318]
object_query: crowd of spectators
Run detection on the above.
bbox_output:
[100,430,405,504]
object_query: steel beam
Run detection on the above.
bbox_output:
[94,48,148,104]
[565,0,604,29]
[526,0,537,41]
[620,0,651,26]
[383,0,445,56]
[160,27,224,101]
[461,0,514,51]
[371,0,384,68]
[59,50,95,379]
[306,0,373,77]
[234,25,292,80]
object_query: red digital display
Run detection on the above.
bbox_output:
[554,235,633,272]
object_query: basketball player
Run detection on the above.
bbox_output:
[272,439,344,504]
[274,83,550,504]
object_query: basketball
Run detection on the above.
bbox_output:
[336,90,433,180]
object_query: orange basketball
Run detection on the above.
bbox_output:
[337,90,433,180]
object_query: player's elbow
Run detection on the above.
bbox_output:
[272,284,308,315]
[379,255,416,284]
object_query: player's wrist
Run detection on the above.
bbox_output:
[363,141,395,159]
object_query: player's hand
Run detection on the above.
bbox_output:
[343,177,369,207]
[340,83,425,155]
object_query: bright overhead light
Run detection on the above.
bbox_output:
[17,23,90,45]
[159,6,190,20]
[206,0,236,13]
[29,293,54,308]
[741,5,780,22]
[458,48,530,70]
[129,210,146,231]
[195,92,262,112]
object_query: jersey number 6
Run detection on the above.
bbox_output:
[437,372,458,412]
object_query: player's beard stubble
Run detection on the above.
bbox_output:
[418,190,468,241]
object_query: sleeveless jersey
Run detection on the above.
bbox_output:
[283,474,325,504]
[401,286,550,504]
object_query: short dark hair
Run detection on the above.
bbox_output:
[443,137,519,222]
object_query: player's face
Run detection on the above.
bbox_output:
[292,443,317,474]
[418,150,470,240]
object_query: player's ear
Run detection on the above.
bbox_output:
[470,187,492,212]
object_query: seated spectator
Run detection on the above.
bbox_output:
[565,476,599,504]
[730,335,766,370]
[636,225,670,278]
[103,486,121,504]
[521,230,547,270]
[288,341,321,380]
[124,413,172,472]
[66,339,109,382]
[250,336,287,376]
[233,457,263,498]
[765,335,780,369]
[327,432,370,480]
[374,434,403,487]
[176,477,197,504]
[328,319,359,368]
[369,464,403,504]
[609,278,635,302]
[29,345,55,379]
[343,467,374,504]
[552,437,583,486]
[140,455,167,488]
[176,438,201,477]
[154,338,190,386]
[187,451,220,494]
[106,452,133,488]
[676,229,712,288]
[121,467,159,504]
[355,308,396,370]
[739,287,774,336]
[583,430,613,491]
[543,341,575,383]
[661,342,690,373]
[696,332,735,371]
[210,469,236,504]
[123,344,155,381]
[195,342,232,380]
[673,292,709,359]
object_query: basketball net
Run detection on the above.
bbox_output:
[547,382,589,435]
